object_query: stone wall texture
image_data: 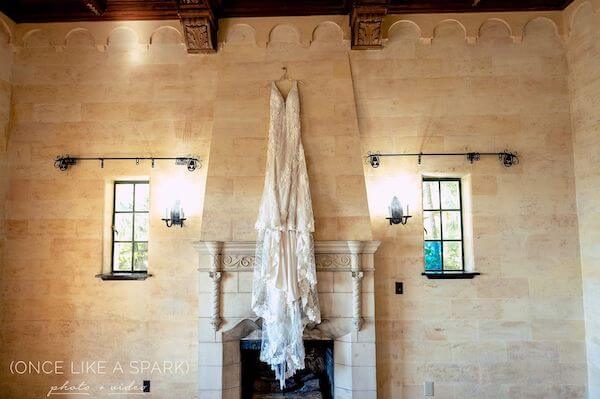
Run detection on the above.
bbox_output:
[0,7,596,399]
[0,18,213,398]
[566,0,600,396]
[0,18,12,276]
[355,17,586,399]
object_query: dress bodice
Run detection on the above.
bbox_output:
[255,81,314,233]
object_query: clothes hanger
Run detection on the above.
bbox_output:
[275,67,306,86]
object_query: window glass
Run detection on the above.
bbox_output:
[442,211,461,240]
[115,184,134,211]
[422,178,464,273]
[423,211,441,240]
[113,242,133,271]
[135,184,150,212]
[440,181,460,209]
[134,243,148,271]
[424,241,442,271]
[134,213,149,241]
[112,181,149,273]
[422,181,440,209]
[443,242,463,270]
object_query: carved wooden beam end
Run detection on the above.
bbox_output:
[177,0,219,53]
[181,15,218,53]
[351,3,388,49]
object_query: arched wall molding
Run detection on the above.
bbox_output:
[22,28,52,47]
[432,18,469,43]
[0,13,14,46]
[310,21,345,45]
[523,16,561,38]
[564,0,600,36]
[219,15,349,48]
[383,11,565,44]
[149,25,184,45]
[388,19,422,41]
[7,9,598,53]
[267,23,303,47]
[14,20,181,51]
[64,28,96,47]
[221,22,258,47]
[106,26,140,47]
[478,18,513,39]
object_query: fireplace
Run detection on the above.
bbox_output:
[195,240,380,399]
[240,340,334,399]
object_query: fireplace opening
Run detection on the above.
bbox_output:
[240,339,334,399]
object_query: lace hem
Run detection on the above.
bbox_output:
[252,229,320,388]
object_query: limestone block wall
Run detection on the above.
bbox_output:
[566,0,600,396]
[199,16,372,242]
[354,17,587,399]
[0,8,595,399]
[0,16,13,282]
[0,20,214,398]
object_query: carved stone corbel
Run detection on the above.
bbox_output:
[177,0,219,53]
[351,3,388,49]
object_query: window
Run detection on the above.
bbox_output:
[111,181,149,273]
[422,178,464,273]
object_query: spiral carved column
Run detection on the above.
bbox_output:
[348,241,365,331]
[204,241,223,331]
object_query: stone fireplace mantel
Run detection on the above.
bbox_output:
[194,240,381,399]
[195,240,380,332]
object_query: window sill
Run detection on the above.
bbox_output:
[96,273,153,281]
[422,272,480,279]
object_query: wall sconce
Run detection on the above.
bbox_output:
[387,196,412,225]
[162,200,186,228]
[368,153,380,168]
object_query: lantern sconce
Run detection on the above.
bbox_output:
[387,196,412,225]
[162,200,186,228]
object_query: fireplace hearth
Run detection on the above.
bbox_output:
[240,340,334,399]
[196,240,380,399]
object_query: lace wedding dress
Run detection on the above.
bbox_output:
[252,81,321,388]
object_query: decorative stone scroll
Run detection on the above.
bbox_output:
[195,240,380,331]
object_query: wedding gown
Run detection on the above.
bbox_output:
[252,81,321,388]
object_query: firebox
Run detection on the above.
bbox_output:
[240,340,334,399]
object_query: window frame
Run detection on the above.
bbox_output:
[422,177,465,273]
[111,180,149,274]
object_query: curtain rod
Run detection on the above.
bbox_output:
[366,151,519,168]
[54,155,201,172]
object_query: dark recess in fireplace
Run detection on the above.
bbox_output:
[240,339,334,399]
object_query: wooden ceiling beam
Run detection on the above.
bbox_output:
[177,0,220,53]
